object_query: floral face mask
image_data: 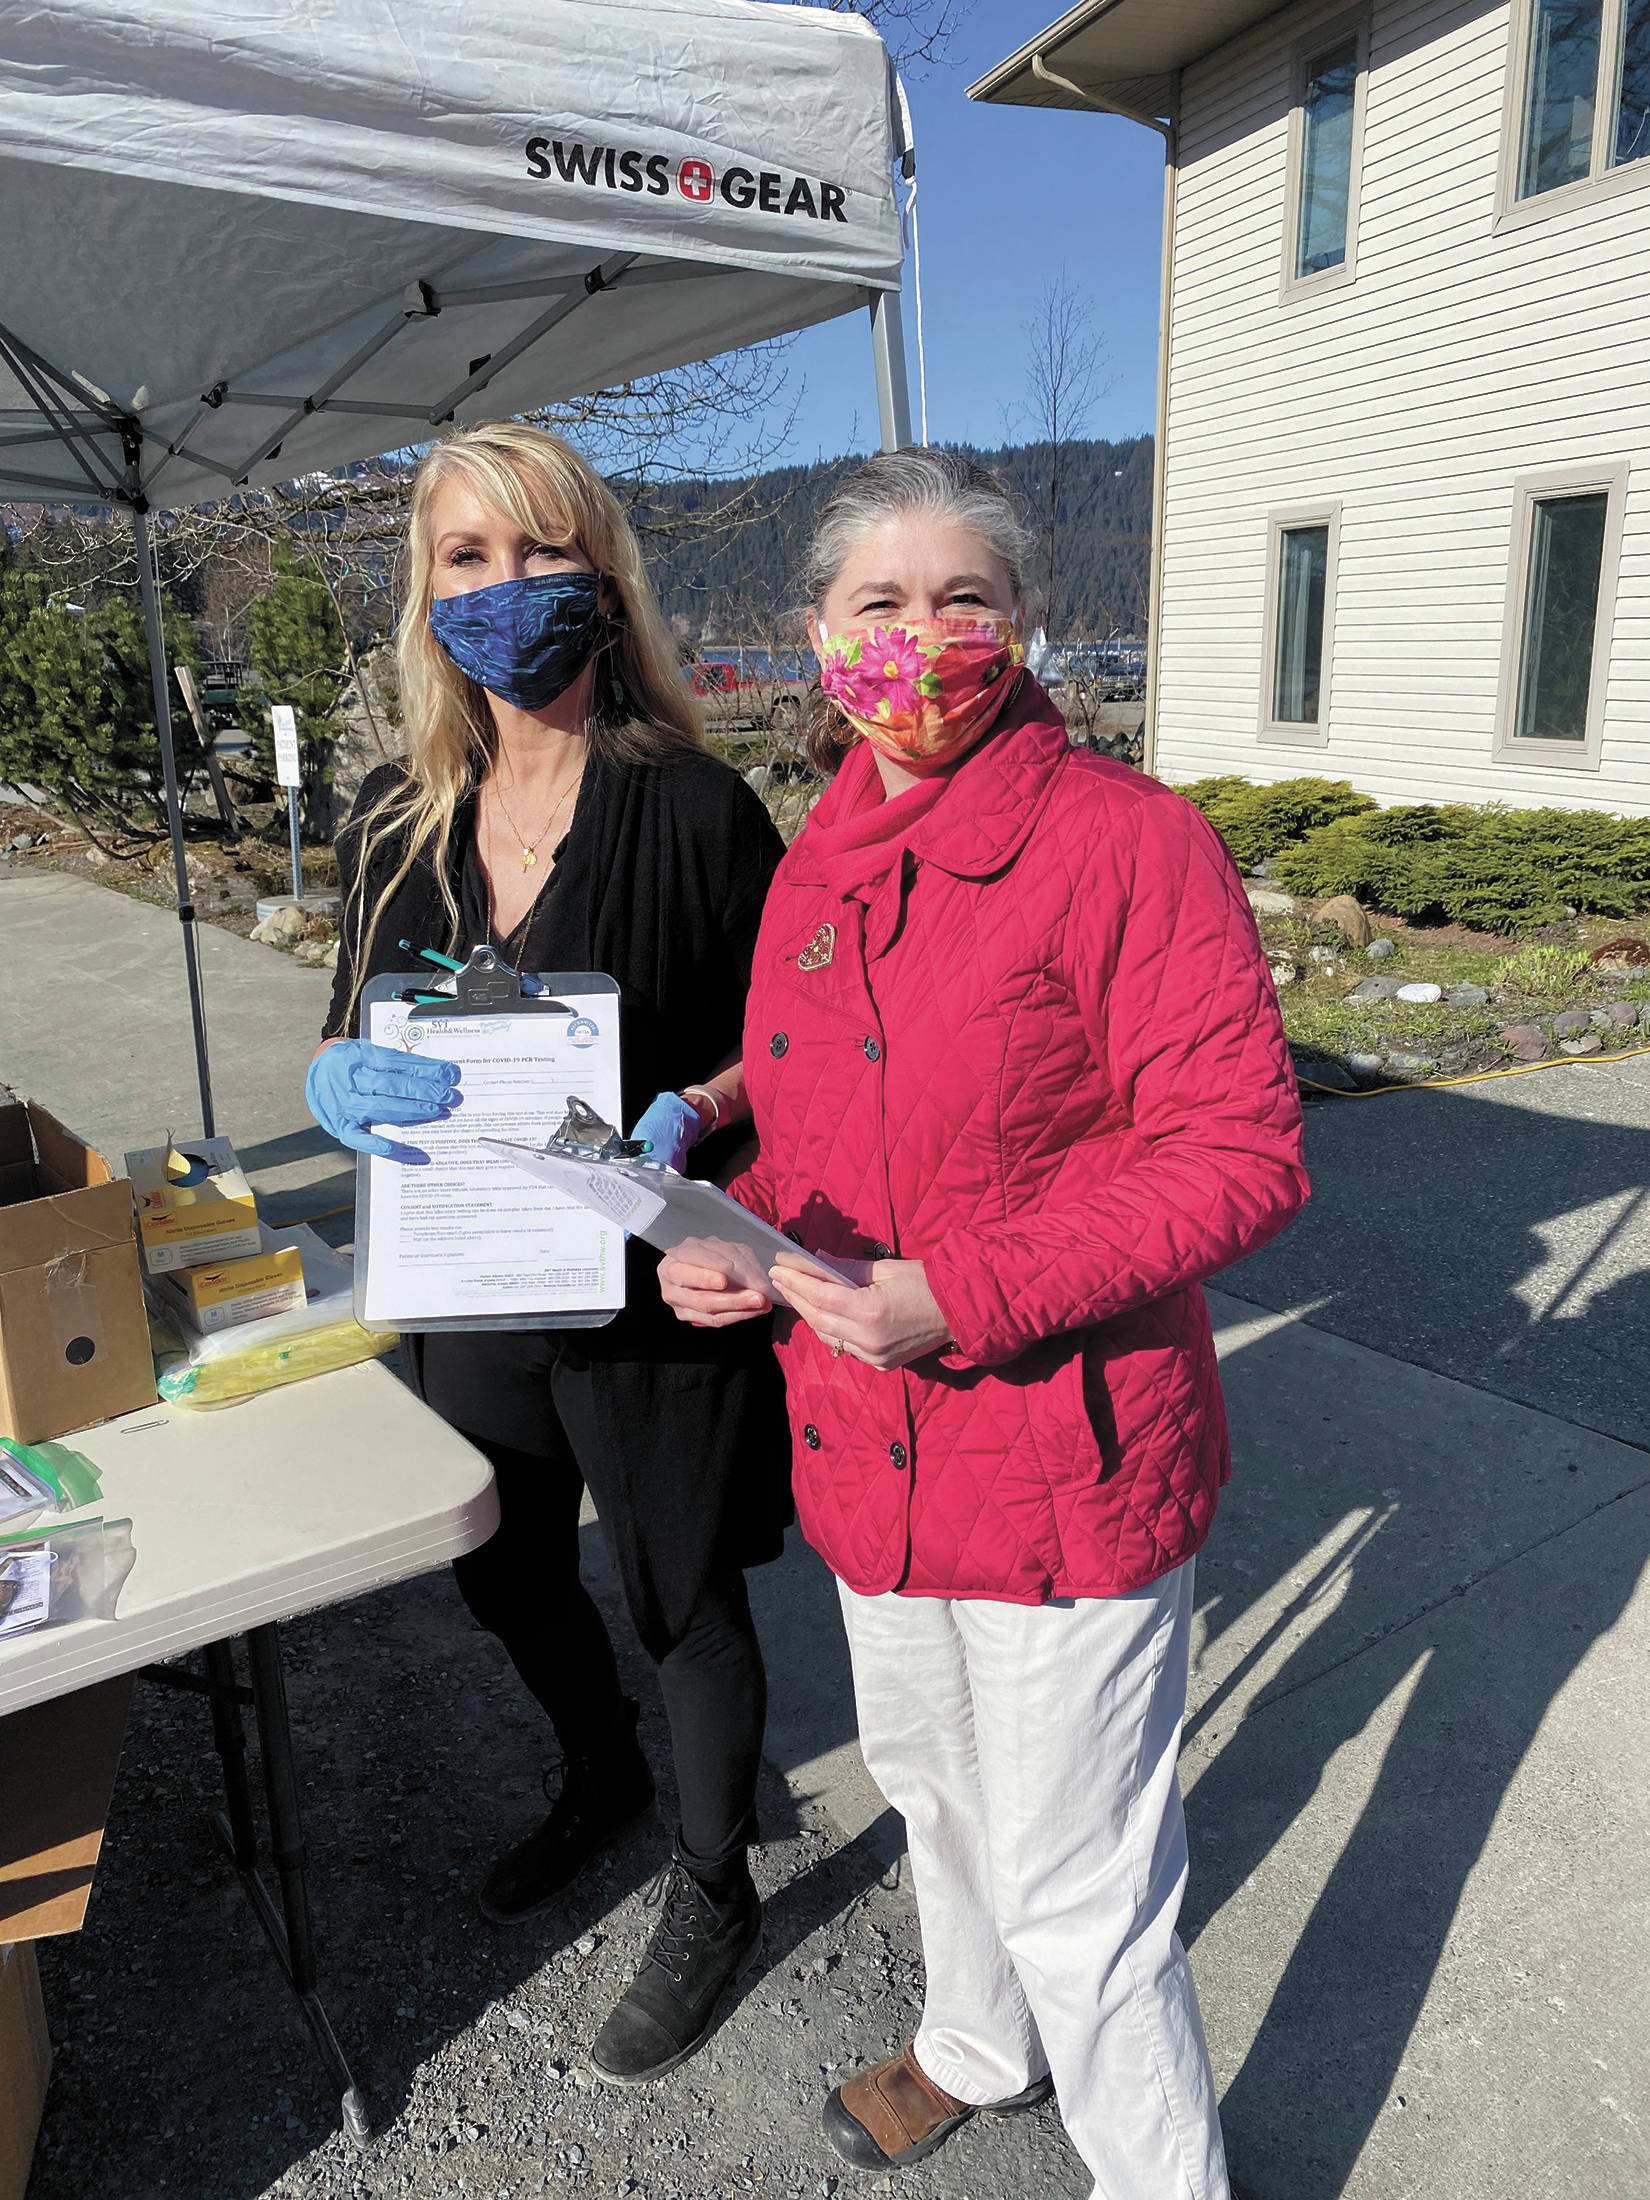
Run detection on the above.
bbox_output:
[818,613,1025,765]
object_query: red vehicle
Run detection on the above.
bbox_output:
[681,654,808,732]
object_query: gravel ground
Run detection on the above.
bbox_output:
[28,1555,1089,2200]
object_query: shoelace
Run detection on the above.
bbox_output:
[637,1862,708,1987]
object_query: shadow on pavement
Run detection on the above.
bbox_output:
[1231,1081,1650,1448]
[1186,1089,1650,2196]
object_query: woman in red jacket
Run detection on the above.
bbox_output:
[660,450,1307,2198]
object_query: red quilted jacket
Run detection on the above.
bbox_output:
[731,686,1308,1602]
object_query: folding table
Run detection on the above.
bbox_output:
[0,1359,498,2144]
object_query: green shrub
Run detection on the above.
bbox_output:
[1269,798,1650,935]
[1178,775,1375,870]
[1186,773,1650,935]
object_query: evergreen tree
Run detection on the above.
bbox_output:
[240,544,348,818]
[0,544,205,840]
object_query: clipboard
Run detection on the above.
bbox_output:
[353,947,624,1334]
[483,1136,859,1307]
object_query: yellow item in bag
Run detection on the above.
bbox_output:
[147,1224,392,1408]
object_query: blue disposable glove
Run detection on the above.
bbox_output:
[628,1091,701,1173]
[305,1039,461,1164]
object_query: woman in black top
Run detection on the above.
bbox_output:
[308,420,789,2083]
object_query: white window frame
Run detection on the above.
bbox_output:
[1493,461,1627,771]
[1498,0,1650,228]
[1259,502,1341,746]
[1281,10,1371,300]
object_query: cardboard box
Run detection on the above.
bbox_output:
[0,1104,157,1445]
[125,1136,260,1273]
[0,1675,133,1945]
[152,1228,305,1334]
[0,1942,50,2200]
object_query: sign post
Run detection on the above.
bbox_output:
[271,704,303,906]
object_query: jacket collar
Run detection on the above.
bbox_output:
[787,681,1072,887]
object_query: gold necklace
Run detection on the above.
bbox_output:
[490,763,583,873]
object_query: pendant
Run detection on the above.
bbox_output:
[521,847,536,871]
[797,921,836,971]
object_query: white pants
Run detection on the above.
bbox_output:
[837,1561,1229,2200]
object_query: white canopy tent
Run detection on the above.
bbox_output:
[0,0,913,1131]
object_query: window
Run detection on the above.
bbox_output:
[1516,494,1608,737]
[1284,17,1368,294]
[1515,0,1650,202]
[1297,42,1360,272]
[1261,506,1339,743]
[1495,465,1625,768]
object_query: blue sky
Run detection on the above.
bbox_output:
[765,0,1167,461]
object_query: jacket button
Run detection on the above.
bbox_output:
[803,1424,821,1450]
[890,1441,907,1470]
[863,1036,881,1062]
[870,1241,893,1261]
[770,1032,789,1058]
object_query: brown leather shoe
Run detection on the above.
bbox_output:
[822,2041,1054,2170]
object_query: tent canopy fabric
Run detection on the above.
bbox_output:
[0,0,906,510]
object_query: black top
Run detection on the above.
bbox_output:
[326,745,786,1443]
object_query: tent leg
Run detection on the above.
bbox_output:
[869,291,912,453]
[133,505,216,1139]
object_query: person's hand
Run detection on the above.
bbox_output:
[775,1259,952,1371]
[305,1038,460,1163]
[658,1237,773,1327]
[629,1091,701,1172]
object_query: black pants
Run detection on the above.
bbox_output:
[452,1420,767,1876]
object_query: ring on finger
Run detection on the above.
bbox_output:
[827,1337,845,1358]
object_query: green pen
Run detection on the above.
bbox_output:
[399,939,465,972]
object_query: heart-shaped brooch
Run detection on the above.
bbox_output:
[797,922,836,972]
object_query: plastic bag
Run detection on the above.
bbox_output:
[147,1222,394,1409]
[0,1515,137,1637]
[0,1436,103,1526]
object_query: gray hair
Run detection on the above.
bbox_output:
[804,446,1032,610]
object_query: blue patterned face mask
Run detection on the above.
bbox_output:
[427,570,608,710]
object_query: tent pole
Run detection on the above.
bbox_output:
[133,504,216,1139]
[869,290,912,452]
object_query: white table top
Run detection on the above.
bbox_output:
[0,1361,498,1714]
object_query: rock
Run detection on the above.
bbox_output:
[1560,1035,1602,1056]
[1395,981,1442,1004]
[744,765,773,795]
[1387,1050,1439,1073]
[1298,1060,1358,1091]
[1246,887,1296,915]
[1346,975,1399,1002]
[1639,1000,1650,1030]
[1600,999,1638,1026]
[1266,958,1298,988]
[1365,937,1397,961]
[1316,893,1372,948]
[321,939,339,971]
[1307,945,1339,969]
[1500,1023,1547,1061]
[1552,1006,1590,1037]
[1445,983,1490,1006]
[252,904,307,945]
[1347,1052,1384,1077]
[7,832,33,851]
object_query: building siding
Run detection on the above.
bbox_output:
[1154,0,1650,813]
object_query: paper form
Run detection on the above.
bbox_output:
[360,992,625,1325]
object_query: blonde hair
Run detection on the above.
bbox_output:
[341,421,704,1023]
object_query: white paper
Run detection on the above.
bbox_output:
[362,992,625,1323]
